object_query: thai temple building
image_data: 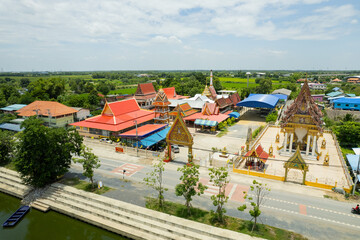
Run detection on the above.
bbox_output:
[280,80,323,159]
[134,83,157,109]
[70,99,155,138]
[153,89,171,124]
[163,87,188,100]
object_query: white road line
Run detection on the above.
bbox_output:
[263,205,360,229]
[228,184,238,199]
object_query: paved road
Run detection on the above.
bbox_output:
[70,155,360,240]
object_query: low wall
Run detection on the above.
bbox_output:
[233,166,352,193]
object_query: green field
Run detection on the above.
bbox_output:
[109,87,136,95]
[219,77,281,91]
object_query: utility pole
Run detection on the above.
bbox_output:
[353,155,360,195]
[47,109,52,127]
[134,120,138,157]
[246,72,251,88]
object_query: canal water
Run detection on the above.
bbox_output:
[0,192,128,240]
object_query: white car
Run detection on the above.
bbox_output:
[172,145,180,153]
[100,138,113,144]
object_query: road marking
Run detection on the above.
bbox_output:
[299,204,307,215]
[263,205,360,229]
[230,185,249,203]
[111,163,144,177]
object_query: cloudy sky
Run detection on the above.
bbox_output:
[0,0,359,71]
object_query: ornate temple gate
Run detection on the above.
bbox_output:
[284,146,309,185]
[165,110,193,163]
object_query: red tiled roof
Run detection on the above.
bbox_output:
[70,99,155,132]
[229,92,241,106]
[209,86,217,99]
[202,102,219,115]
[216,98,228,108]
[136,83,156,95]
[119,124,166,137]
[16,101,78,117]
[170,103,198,116]
[244,144,268,163]
[163,87,189,99]
[183,112,229,122]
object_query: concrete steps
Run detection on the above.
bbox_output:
[43,187,207,240]
[30,200,50,212]
[38,183,258,240]
[0,167,32,198]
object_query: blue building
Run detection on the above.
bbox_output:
[333,97,360,111]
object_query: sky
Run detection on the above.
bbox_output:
[0,0,359,71]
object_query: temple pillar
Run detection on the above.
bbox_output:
[306,135,311,155]
[289,133,294,153]
[284,132,288,152]
[312,135,317,156]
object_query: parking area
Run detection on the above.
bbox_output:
[227,109,266,138]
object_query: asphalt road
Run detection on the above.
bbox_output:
[70,156,360,240]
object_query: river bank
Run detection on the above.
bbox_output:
[0,192,127,240]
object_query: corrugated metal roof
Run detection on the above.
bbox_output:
[119,124,166,137]
[272,88,291,96]
[333,97,360,104]
[326,91,344,97]
[0,104,27,111]
[271,94,288,101]
[0,123,23,132]
[237,94,279,109]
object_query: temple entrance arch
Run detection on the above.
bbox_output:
[165,109,193,163]
[284,146,309,185]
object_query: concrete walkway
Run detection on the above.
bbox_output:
[0,167,32,198]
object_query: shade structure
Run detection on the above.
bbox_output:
[228,112,240,118]
[0,123,23,132]
[271,93,288,101]
[133,127,170,148]
[194,119,218,127]
[347,154,360,171]
[236,94,279,109]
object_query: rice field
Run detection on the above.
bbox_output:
[219,77,281,90]
[109,87,136,95]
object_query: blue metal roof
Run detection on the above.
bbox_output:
[347,154,360,171]
[0,104,27,111]
[0,123,23,132]
[134,127,170,148]
[326,91,343,97]
[333,87,340,91]
[236,94,279,109]
[271,94,288,101]
[228,112,240,118]
[333,97,360,104]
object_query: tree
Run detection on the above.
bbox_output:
[143,160,168,208]
[14,117,83,187]
[265,110,278,123]
[333,121,360,148]
[74,146,100,187]
[98,83,110,96]
[175,164,207,215]
[208,167,229,223]
[0,130,14,165]
[238,180,270,232]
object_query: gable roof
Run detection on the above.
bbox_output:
[162,87,177,99]
[170,103,198,117]
[281,80,323,131]
[272,88,292,96]
[244,144,269,163]
[209,86,217,99]
[216,97,229,109]
[16,101,78,117]
[326,91,344,97]
[202,102,219,115]
[135,83,156,95]
[229,92,241,106]
[284,146,308,171]
[71,99,155,132]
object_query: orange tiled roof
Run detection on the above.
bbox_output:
[136,83,156,95]
[16,101,78,117]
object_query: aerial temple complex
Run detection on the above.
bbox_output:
[234,79,352,191]
[153,89,171,124]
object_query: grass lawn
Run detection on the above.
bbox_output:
[341,147,354,159]
[59,177,113,195]
[146,198,307,240]
[216,128,229,137]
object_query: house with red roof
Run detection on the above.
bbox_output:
[70,99,155,138]
[170,103,198,118]
[16,100,78,127]
[134,83,157,109]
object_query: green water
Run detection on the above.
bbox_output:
[0,192,128,240]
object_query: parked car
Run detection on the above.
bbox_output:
[100,138,113,144]
[171,145,180,153]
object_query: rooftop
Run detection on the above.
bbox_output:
[119,124,167,137]
[237,94,280,109]
[16,101,78,117]
[0,104,27,112]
